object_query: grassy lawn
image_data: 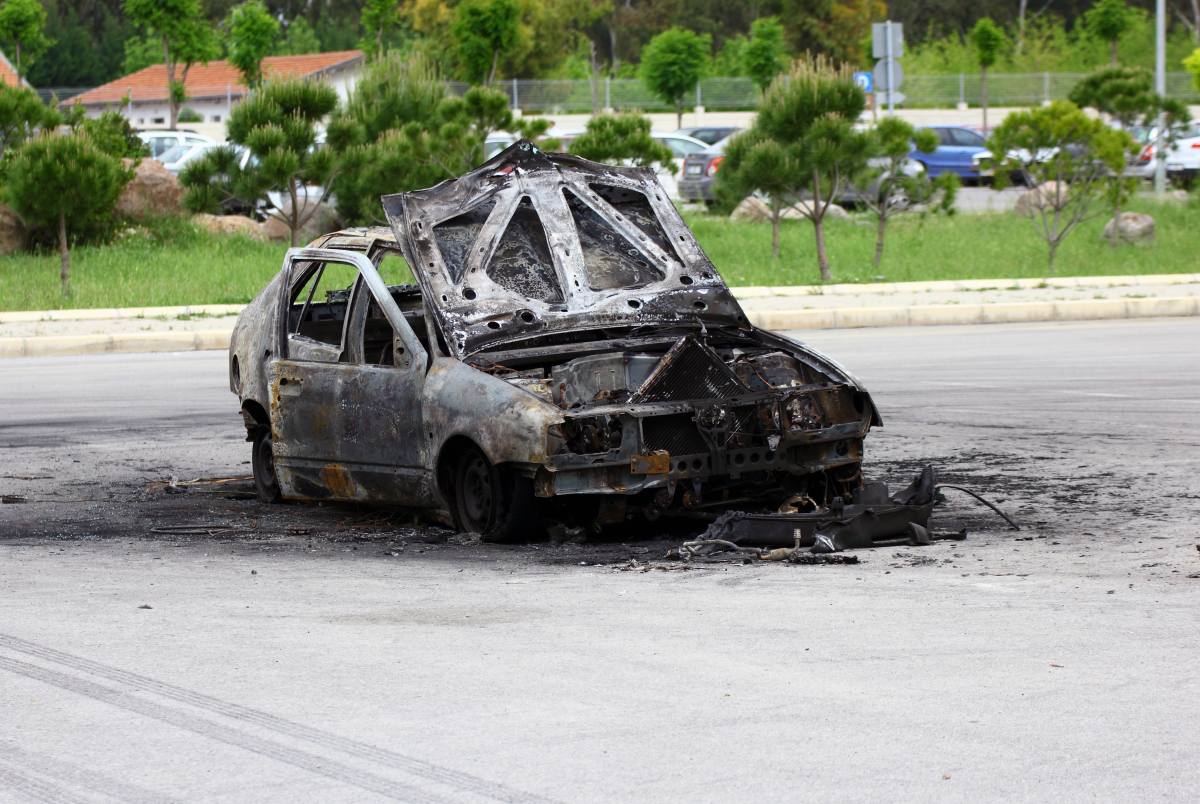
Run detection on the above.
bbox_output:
[0,195,1197,312]
[685,195,1200,286]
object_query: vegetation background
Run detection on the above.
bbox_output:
[16,0,1200,90]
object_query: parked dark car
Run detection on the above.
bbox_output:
[674,126,742,146]
[910,126,988,179]
[678,137,730,203]
[230,140,880,540]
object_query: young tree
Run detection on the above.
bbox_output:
[753,56,871,282]
[124,0,217,129]
[1185,47,1200,94]
[277,16,320,55]
[327,51,448,224]
[0,0,53,78]
[988,100,1133,270]
[639,27,711,129]
[852,119,959,266]
[415,84,555,178]
[452,0,521,86]
[714,131,799,260]
[568,111,675,171]
[182,78,342,246]
[0,81,58,159]
[8,132,133,296]
[64,98,152,158]
[969,18,1007,134]
[1085,0,1133,65]
[360,0,400,58]
[1069,66,1191,244]
[743,16,785,92]
[227,0,279,88]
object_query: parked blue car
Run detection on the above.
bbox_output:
[910,126,989,179]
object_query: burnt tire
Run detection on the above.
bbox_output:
[453,448,536,542]
[252,427,281,503]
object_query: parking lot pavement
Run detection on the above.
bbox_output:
[1,318,1199,802]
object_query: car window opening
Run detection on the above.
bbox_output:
[288,261,358,349]
[486,196,564,303]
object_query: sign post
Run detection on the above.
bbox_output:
[871,22,904,116]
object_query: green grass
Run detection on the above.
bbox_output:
[0,218,290,312]
[684,195,1200,286]
[1,196,1197,313]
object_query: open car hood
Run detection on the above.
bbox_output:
[381,140,748,358]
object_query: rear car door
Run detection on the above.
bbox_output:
[946,127,988,176]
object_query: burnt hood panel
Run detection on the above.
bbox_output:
[381,140,748,358]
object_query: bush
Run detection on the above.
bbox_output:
[8,132,134,295]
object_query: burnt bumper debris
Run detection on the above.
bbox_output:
[685,467,978,556]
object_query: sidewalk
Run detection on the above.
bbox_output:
[2,274,1198,358]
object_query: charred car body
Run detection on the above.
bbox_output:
[229,141,882,539]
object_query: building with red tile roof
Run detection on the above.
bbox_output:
[72,50,364,135]
[0,48,30,88]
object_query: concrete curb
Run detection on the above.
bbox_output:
[746,297,1200,331]
[0,330,233,358]
[0,304,245,324]
[732,273,1200,299]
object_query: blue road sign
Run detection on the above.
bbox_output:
[853,72,873,92]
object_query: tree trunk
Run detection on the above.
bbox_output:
[377,25,383,56]
[1111,38,1118,65]
[588,40,599,115]
[1017,0,1027,54]
[488,48,499,86]
[811,170,831,281]
[1194,0,1200,44]
[1109,191,1123,250]
[608,20,618,75]
[770,197,780,260]
[13,42,20,78]
[164,38,178,130]
[675,99,683,130]
[874,212,887,267]
[980,65,988,135]
[289,180,301,248]
[58,211,70,297]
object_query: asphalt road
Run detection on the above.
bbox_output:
[2,319,1199,803]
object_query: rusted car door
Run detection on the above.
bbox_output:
[269,249,429,502]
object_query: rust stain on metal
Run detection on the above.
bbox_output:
[630,451,670,474]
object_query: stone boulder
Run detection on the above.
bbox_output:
[781,200,850,221]
[116,158,185,220]
[1101,211,1155,245]
[0,204,26,255]
[192,213,266,242]
[730,196,770,222]
[263,199,341,244]
[1014,181,1071,217]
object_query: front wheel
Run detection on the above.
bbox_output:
[454,448,535,541]
[252,427,281,503]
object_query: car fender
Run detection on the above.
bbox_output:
[422,357,565,467]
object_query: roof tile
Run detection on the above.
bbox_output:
[73,50,364,106]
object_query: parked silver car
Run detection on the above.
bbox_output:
[229,141,879,539]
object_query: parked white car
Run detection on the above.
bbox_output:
[136,129,215,159]
[1162,126,1200,188]
[158,142,253,176]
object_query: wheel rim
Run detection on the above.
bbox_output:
[459,453,494,533]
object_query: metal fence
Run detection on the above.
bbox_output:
[43,73,1200,114]
[451,73,1200,113]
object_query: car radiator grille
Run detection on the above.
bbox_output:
[633,337,743,403]
[641,413,708,456]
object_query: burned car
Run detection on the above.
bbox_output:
[229,140,881,539]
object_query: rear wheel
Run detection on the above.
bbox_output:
[252,427,281,503]
[453,448,535,541]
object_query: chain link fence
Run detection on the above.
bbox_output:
[449,73,1200,113]
[45,73,1200,115]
